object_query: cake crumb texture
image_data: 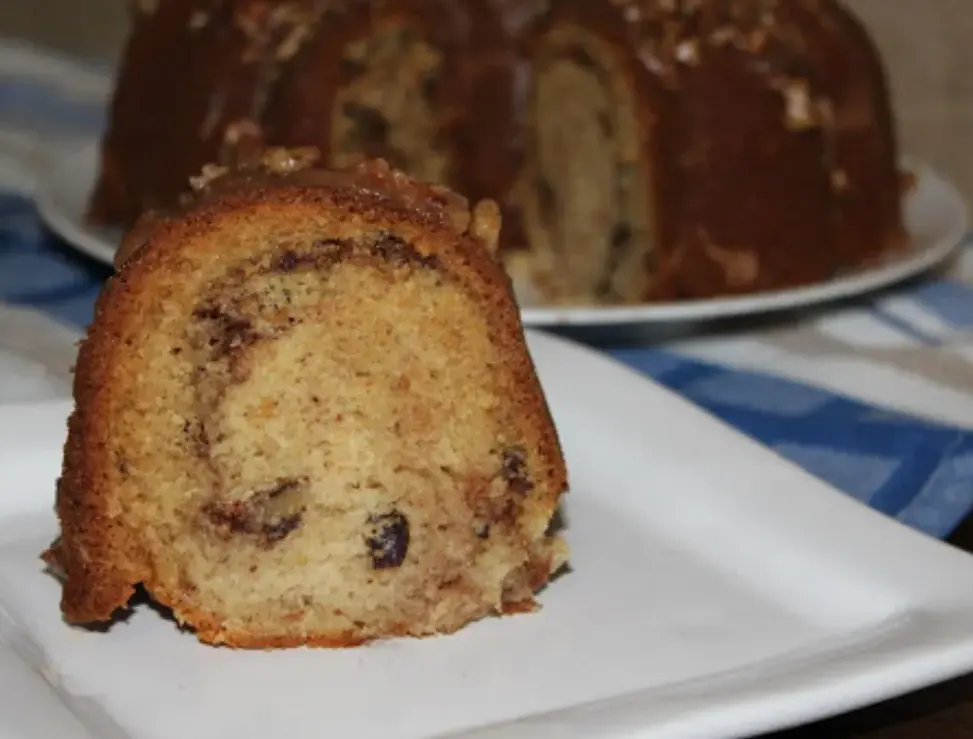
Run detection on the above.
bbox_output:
[48,152,569,648]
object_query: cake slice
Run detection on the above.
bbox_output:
[46,149,569,648]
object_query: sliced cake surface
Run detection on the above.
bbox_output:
[47,148,569,648]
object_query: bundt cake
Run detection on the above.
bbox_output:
[88,0,907,305]
[46,148,569,648]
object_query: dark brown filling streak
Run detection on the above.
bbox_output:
[186,234,438,549]
[180,235,536,560]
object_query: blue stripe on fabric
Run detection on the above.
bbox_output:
[608,346,973,538]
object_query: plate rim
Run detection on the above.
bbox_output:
[521,155,970,326]
[3,330,973,739]
[33,141,117,267]
[32,141,971,329]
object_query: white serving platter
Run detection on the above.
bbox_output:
[2,330,973,739]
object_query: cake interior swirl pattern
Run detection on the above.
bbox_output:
[45,150,569,648]
[88,0,908,306]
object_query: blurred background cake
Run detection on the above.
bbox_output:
[18,1,920,305]
[48,151,569,647]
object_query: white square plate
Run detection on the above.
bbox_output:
[2,330,973,739]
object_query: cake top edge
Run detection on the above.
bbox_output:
[124,0,857,86]
[113,146,502,269]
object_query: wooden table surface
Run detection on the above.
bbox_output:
[757,514,973,738]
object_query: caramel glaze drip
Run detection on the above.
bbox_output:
[88,0,544,252]
[94,0,903,295]
[113,146,502,270]
[525,0,902,298]
[258,0,540,252]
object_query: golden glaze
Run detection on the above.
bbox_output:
[53,151,569,645]
[89,0,905,301]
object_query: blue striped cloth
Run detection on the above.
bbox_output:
[2,39,973,540]
[612,347,973,539]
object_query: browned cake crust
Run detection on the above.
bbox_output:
[515,0,907,303]
[51,149,569,648]
[89,0,905,304]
